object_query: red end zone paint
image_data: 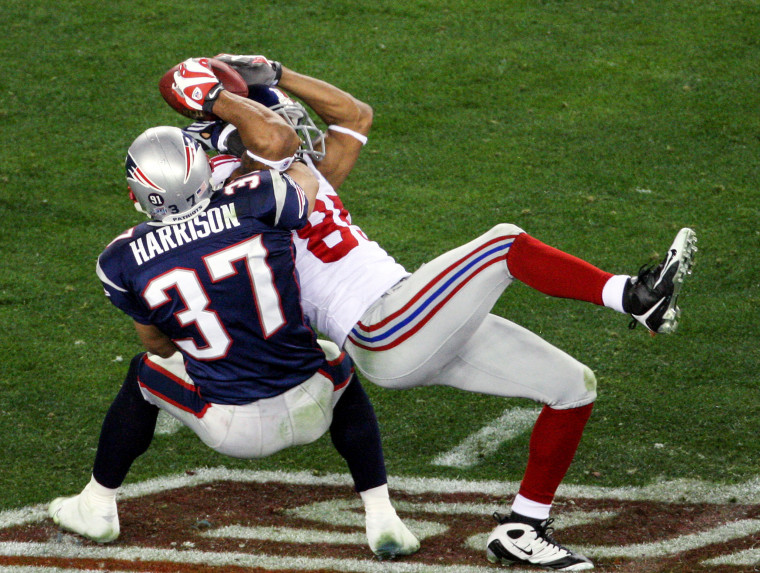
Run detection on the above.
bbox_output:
[1,468,760,572]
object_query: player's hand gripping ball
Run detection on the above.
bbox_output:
[159,57,248,121]
[214,53,283,86]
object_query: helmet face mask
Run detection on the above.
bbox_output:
[126,127,214,223]
[248,86,326,162]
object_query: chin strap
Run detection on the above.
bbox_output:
[245,150,295,172]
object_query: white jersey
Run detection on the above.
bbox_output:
[294,157,409,346]
[210,155,409,347]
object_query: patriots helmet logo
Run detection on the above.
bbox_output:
[125,152,165,193]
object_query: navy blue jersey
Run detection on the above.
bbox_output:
[97,169,325,404]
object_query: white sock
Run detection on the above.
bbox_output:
[360,483,395,514]
[602,274,631,314]
[511,493,551,521]
[85,475,118,505]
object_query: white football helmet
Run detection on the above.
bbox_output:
[126,126,215,223]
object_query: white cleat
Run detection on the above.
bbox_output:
[486,513,593,571]
[366,509,420,560]
[49,490,120,543]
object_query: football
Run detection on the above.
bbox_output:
[159,57,248,121]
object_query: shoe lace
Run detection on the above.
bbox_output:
[537,518,560,546]
[491,513,576,558]
[634,263,659,288]
[627,262,661,330]
[538,518,577,558]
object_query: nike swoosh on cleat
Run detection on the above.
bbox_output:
[511,543,533,556]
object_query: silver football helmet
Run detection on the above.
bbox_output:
[126,126,215,223]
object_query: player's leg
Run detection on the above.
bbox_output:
[484,402,594,570]
[431,314,596,405]
[433,314,596,513]
[329,373,420,559]
[346,223,523,388]
[507,227,698,334]
[346,223,697,390]
[49,352,159,543]
[431,315,595,569]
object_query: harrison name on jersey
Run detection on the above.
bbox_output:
[127,204,240,266]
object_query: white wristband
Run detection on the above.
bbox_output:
[328,125,368,145]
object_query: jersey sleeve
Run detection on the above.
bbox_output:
[275,171,310,230]
[96,246,152,324]
[238,169,309,231]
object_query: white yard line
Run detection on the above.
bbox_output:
[0,542,528,573]
[431,407,540,468]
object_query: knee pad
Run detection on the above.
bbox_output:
[552,365,597,409]
[490,222,525,239]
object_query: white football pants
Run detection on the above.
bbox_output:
[139,341,349,458]
[344,224,597,410]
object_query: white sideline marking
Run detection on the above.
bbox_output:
[704,547,760,565]
[579,518,760,559]
[432,407,539,468]
[0,542,526,573]
[154,410,182,435]
[204,525,367,544]
[282,499,448,539]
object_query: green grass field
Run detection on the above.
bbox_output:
[1,0,758,513]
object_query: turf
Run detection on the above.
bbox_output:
[1,0,758,510]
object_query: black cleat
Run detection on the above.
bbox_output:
[623,227,697,334]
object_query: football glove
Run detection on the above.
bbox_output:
[183,121,221,151]
[173,58,224,114]
[183,120,245,156]
[214,54,282,86]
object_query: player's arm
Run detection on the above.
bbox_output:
[133,322,178,359]
[276,66,372,190]
[210,91,301,165]
[213,54,371,189]
[283,161,318,216]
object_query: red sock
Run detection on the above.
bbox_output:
[507,233,613,306]
[518,403,594,505]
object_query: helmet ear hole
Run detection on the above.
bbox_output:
[125,126,213,223]
[127,186,147,214]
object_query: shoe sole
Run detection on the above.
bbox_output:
[487,540,594,570]
[656,227,698,334]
